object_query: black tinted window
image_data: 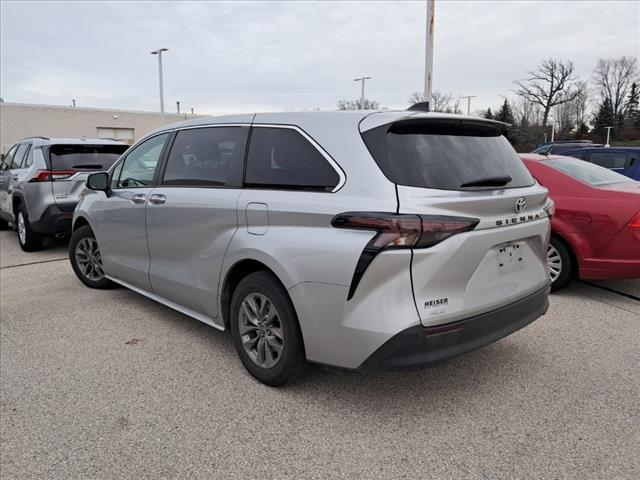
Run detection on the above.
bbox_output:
[362,122,534,190]
[163,127,248,187]
[589,151,628,169]
[245,127,340,191]
[50,144,128,171]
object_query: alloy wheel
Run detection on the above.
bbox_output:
[17,212,26,245]
[239,293,284,369]
[75,237,105,281]
[547,244,562,282]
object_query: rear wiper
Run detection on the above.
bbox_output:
[460,176,512,188]
[72,164,103,170]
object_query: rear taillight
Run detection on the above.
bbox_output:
[332,212,478,249]
[628,211,640,228]
[332,212,479,299]
[30,170,75,182]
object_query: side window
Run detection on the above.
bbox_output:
[162,126,248,187]
[568,150,585,159]
[1,145,19,171]
[589,151,628,169]
[11,144,30,169]
[110,159,125,189]
[23,146,34,167]
[115,133,168,188]
[245,127,340,191]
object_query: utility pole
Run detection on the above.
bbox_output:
[550,123,555,142]
[424,0,435,109]
[150,48,169,123]
[176,101,180,114]
[459,95,476,115]
[354,76,372,109]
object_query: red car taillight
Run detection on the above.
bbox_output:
[29,169,75,182]
[628,211,640,228]
[332,212,479,299]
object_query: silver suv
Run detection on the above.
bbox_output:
[0,137,128,251]
[69,111,552,386]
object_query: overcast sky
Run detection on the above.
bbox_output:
[1,1,638,115]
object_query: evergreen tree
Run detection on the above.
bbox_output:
[592,99,615,140]
[495,99,515,125]
[483,107,494,120]
[625,82,640,127]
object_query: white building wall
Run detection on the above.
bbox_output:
[0,103,201,153]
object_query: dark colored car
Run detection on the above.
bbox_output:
[563,147,640,180]
[532,141,602,156]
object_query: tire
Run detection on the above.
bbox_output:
[547,236,574,292]
[69,225,115,289]
[16,204,44,252]
[230,271,306,386]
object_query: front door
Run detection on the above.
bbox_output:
[0,144,20,215]
[145,125,249,319]
[91,133,169,291]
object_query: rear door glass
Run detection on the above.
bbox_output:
[588,151,628,169]
[12,144,30,169]
[362,122,534,190]
[49,144,128,171]
[162,126,248,187]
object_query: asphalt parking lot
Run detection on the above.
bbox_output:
[1,230,638,479]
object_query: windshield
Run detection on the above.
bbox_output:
[49,144,128,171]
[546,157,631,186]
[362,121,534,190]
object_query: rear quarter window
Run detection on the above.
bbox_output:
[245,127,340,191]
[362,121,534,190]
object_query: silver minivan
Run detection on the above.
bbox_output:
[70,111,552,386]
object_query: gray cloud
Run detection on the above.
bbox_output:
[1,0,638,115]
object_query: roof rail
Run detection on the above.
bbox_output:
[21,136,50,141]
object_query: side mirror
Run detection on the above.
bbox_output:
[86,171,109,192]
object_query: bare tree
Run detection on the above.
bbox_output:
[592,56,639,122]
[553,80,590,133]
[514,58,582,126]
[408,90,461,114]
[337,98,381,110]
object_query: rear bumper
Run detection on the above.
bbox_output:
[357,285,550,372]
[30,203,76,234]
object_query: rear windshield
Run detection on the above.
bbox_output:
[362,122,534,190]
[546,157,630,186]
[49,144,128,171]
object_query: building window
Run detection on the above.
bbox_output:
[97,127,135,145]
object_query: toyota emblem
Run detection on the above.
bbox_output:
[514,197,526,213]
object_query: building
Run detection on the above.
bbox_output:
[0,102,203,153]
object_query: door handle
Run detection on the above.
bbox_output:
[131,193,147,204]
[148,193,166,205]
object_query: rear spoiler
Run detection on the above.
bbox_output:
[359,111,510,134]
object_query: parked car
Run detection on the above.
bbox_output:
[521,154,640,290]
[532,140,602,156]
[563,147,640,180]
[0,137,128,251]
[69,112,552,386]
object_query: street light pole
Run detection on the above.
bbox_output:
[459,95,476,115]
[424,0,435,109]
[354,76,372,109]
[604,126,613,146]
[150,48,169,123]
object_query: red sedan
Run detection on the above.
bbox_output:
[520,154,640,291]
